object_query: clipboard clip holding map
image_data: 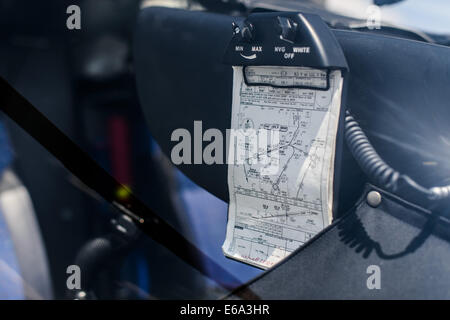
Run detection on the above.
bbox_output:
[243,65,331,91]
[222,12,350,269]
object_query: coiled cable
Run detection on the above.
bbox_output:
[345,110,450,200]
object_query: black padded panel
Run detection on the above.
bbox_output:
[134,7,236,201]
[228,184,450,299]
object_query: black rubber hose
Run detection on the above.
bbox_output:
[345,110,400,191]
[344,110,450,200]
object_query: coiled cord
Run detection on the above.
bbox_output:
[345,110,450,201]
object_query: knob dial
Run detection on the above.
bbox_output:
[277,16,298,42]
[240,22,254,42]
